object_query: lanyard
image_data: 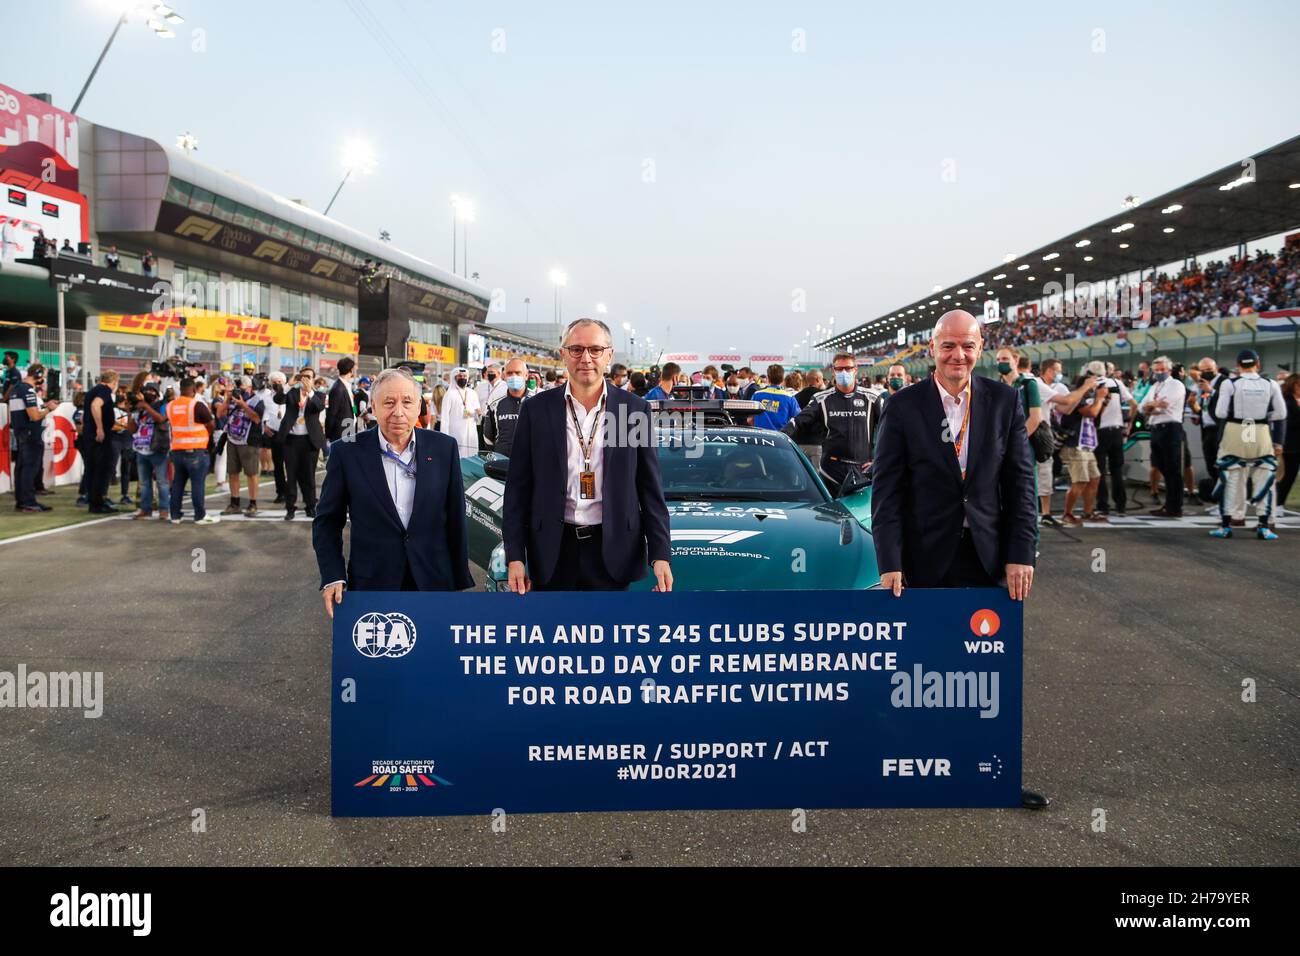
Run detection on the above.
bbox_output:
[950,382,971,479]
[566,392,606,469]
[381,446,416,478]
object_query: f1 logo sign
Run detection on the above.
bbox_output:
[175,215,222,241]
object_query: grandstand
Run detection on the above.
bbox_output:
[820,134,1300,373]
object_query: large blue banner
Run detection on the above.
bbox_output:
[331,589,1022,816]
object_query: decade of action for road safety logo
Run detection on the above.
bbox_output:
[331,590,1022,816]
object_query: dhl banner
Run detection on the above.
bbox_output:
[98,309,357,355]
[406,342,457,364]
[296,325,359,354]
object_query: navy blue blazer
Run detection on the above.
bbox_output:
[870,374,1037,586]
[313,427,473,591]
[502,385,672,587]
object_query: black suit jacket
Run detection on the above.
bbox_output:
[870,374,1036,586]
[324,377,355,442]
[313,427,473,591]
[502,385,672,587]
[275,386,326,451]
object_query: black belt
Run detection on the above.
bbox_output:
[564,522,601,541]
[1150,422,1181,429]
[1099,425,1124,432]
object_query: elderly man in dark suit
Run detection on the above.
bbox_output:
[870,309,1044,807]
[503,317,672,592]
[314,367,472,618]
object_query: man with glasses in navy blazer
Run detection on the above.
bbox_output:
[314,367,473,618]
[503,318,673,593]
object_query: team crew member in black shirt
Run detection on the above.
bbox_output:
[483,358,529,457]
[782,352,881,494]
[8,364,59,512]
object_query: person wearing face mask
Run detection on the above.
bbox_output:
[439,366,482,458]
[783,353,880,494]
[884,365,909,401]
[724,372,741,397]
[1141,355,1187,518]
[609,363,630,392]
[483,358,529,458]
[476,363,506,409]
[735,367,758,400]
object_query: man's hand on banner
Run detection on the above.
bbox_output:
[1006,564,1034,601]
[507,560,531,594]
[323,582,344,618]
[651,560,673,592]
[880,571,904,597]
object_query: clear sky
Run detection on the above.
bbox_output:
[7,0,1298,357]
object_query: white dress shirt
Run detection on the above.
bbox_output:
[936,377,970,476]
[563,381,607,525]
[1143,377,1186,426]
[380,434,417,529]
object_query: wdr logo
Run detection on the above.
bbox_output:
[964,609,1003,654]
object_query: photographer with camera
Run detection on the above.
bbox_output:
[216,375,265,517]
[260,371,288,503]
[8,363,60,513]
[1056,368,1109,525]
[126,381,170,519]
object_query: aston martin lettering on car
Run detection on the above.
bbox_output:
[460,425,878,591]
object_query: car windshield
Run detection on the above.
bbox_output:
[655,432,826,503]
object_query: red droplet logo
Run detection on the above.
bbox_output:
[970,609,1000,638]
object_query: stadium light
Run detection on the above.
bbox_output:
[1161,204,1183,214]
[1017,264,1030,270]
[928,299,938,305]
[1042,253,1059,261]
[1075,239,1090,248]
[974,282,985,288]
[1003,253,1017,263]
[1290,183,1300,190]
[1112,222,1135,233]
[1118,243,1130,249]
[1084,255,1094,262]
[957,288,968,294]
[73,3,186,113]
[550,268,567,323]
[942,295,951,300]
[1122,195,1140,208]
[1163,227,1175,233]
[1219,175,1253,191]
[993,273,1007,281]
[323,139,377,216]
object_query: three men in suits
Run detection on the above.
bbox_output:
[314,367,473,618]
[871,310,1037,599]
[503,318,673,592]
[275,367,327,520]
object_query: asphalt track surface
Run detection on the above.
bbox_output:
[0,493,1296,867]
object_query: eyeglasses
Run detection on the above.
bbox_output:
[563,345,609,358]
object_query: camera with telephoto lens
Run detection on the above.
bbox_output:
[151,357,195,379]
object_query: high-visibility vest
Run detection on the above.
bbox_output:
[167,395,208,450]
